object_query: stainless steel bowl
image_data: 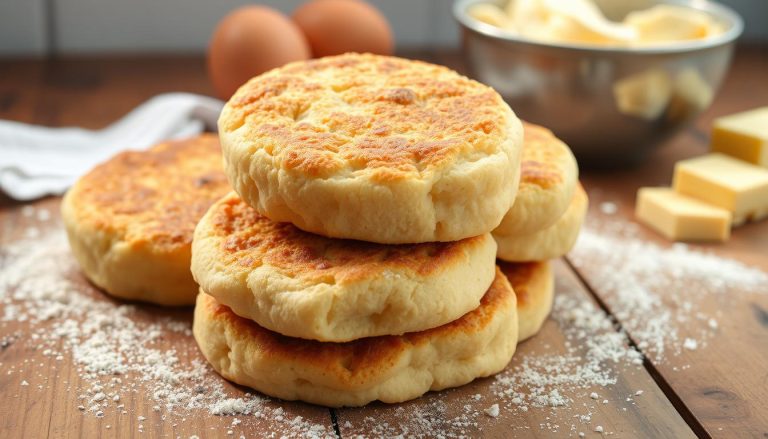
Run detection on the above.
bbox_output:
[454,0,744,166]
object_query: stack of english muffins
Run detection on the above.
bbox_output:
[190,53,587,407]
[61,52,586,408]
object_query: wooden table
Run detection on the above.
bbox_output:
[1,46,766,438]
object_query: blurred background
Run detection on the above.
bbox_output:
[2,0,766,56]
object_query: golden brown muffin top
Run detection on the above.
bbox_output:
[218,53,515,182]
[519,122,574,191]
[199,267,513,385]
[204,192,488,285]
[64,134,230,252]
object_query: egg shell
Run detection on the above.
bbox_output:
[208,6,310,99]
[293,0,394,57]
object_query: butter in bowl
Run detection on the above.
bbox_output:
[454,0,744,166]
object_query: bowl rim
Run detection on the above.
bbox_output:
[453,0,744,54]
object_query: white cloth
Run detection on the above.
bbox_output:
[0,92,224,200]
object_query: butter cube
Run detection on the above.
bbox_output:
[613,68,672,120]
[711,107,768,167]
[636,187,731,242]
[673,153,768,225]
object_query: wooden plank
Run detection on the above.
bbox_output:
[0,199,336,438]
[552,45,768,438]
[0,59,45,144]
[336,260,695,438]
[0,56,213,129]
[0,55,328,439]
[1,47,765,437]
[570,127,768,437]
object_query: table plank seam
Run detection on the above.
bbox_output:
[330,408,342,438]
[563,256,712,439]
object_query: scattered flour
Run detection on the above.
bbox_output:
[0,227,333,438]
[344,278,645,437]
[345,206,768,437]
[570,214,766,362]
[483,404,499,418]
[598,202,618,215]
[491,294,642,412]
[3,203,766,438]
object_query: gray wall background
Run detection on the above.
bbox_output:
[1,0,765,57]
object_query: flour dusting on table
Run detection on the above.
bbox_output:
[0,221,333,438]
[571,213,767,362]
[2,204,766,438]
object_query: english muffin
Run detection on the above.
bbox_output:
[218,53,524,244]
[499,260,554,341]
[494,122,578,236]
[191,192,497,342]
[61,134,230,306]
[193,268,518,407]
[494,184,588,262]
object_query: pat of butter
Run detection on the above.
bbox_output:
[613,68,672,120]
[625,5,722,45]
[711,107,768,168]
[479,0,725,47]
[545,14,634,45]
[636,187,731,242]
[673,153,768,225]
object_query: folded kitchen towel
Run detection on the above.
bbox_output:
[0,92,224,200]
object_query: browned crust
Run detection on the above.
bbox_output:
[497,260,548,309]
[519,122,567,190]
[207,192,488,284]
[200,267,513,383]
[220,53,512,182]
[66,134,230,252]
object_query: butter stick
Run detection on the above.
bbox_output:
[636,187,731,242]
[711,107,768,168]
[673,153,768,226]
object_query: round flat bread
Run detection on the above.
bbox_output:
[494,184,588,262]
[218,53,523,244]
[61,134,230,305]
[193,268,518,407]
[499,260,554,341]
[191,192,497,342]
[494,122,578,236]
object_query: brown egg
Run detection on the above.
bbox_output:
[293,0,394,57]
[208,6,310,100]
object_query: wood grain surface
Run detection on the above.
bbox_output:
[1,45,767,438]
[336,261,695,438]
